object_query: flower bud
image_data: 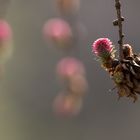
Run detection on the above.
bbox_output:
[56,57,85,79]
[0,20,13,64]
[92,38,113,58]
[0,20,12,41]
[53,92,82,117]
[43,18,72,47]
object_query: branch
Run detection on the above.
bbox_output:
[113,0,124,60]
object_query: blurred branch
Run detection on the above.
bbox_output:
[113,0,124,60]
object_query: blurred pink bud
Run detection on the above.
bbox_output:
[53,93,82,117]
[0,20,13,64]
[43,18,72,46]
[56,57,85,79]
[92,38,112,57]
[0,20,12,41]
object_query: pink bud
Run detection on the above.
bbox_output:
[53,93,82,117]
[0,20,12,41]
[56,57,85,79]
[92,38,112,57]
[0,20,13,64]
[43,18,72,46]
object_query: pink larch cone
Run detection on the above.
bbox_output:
[56,57,85,79]
[43,18,72,47]
[0,20,13,64]
[53,93,82,117]
[92,38,113,58]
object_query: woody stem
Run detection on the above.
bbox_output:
[114,0,124,60]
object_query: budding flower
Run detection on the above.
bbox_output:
[0,20,13,64]
[56,57,85,79]
[0,20,12,41]
[53,92,82,117]
[43,18,72,47]
[92,38,113,58]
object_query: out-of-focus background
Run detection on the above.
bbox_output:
[1,0,140,140]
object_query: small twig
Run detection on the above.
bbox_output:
[113,0,124,60]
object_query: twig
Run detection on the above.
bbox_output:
[113,0,124,60]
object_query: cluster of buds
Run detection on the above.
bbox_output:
[43,18,73,48]
[0,19,13,78]
[43,0,87,49]
[43,0,88,117]
[53,57,88,117]
[92,38,140,102]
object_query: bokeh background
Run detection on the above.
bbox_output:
[1,0,140,140]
